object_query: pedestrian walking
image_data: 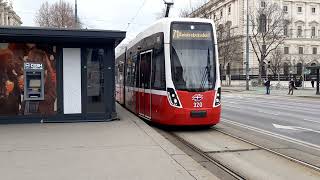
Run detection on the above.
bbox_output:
[264,78,271,95]
[311,79,315,88]
[288,79,295,95]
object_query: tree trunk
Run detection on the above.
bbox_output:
[258,62,263,84]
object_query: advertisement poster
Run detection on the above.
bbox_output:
[0,43,57,116]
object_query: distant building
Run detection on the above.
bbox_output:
[0,0,22,26]
[190,0,320,78]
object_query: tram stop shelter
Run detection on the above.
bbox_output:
[307,65,320,95]
[0,26,125,124]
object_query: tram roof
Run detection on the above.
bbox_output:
[115,18,215,57]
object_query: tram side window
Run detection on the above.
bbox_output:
[152,48,166,90]
[115,63,118,83]
[139,54,145,88]
[135,54,140,88]
[144,52,152,89]
[117,59,124,85]
[125,61,131,86]
[131,56,137,87]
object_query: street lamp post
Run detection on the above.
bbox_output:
[245,0,250,90]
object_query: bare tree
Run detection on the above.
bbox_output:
[35,2,51,27]
[217,22,242,86]
[179,0,208,18]
[155,7,167,19]
[179,8,191,18]
[269,48,284,83]
[249,1,288,81]
[35,0,80,28]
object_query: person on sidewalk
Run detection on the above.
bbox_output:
[288,79,295,95]
[311,79,315,88]
[264,78,271,95]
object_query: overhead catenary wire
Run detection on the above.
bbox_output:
[126,0,148,30]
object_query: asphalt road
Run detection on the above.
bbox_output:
[219,92,320,167]
[222,93,320,145]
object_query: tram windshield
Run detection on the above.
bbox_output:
[171,22,215,92]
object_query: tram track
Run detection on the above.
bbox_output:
[215,127,320,172]
[169,131,246,180]
[154,125,320,180]
[155,127,245,180]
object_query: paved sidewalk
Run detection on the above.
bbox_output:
[222,86,320,98]
[0,104,218,180]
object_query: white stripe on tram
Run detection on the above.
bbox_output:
[124,86,167,96]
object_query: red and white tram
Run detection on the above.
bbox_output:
[115,18,221,126]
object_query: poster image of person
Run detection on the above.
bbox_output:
[0,48,20,115]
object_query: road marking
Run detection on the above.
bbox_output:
[273,123,320,134]
[224,101,320,117]
[224,98,320,112]
[273,123,299,130]
[303,119,320,124]
[224,103,320,124]
[224,104,281,116]
[221,119,320,151]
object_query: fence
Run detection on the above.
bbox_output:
[220,65,318,87]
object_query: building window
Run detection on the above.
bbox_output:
[214,13,216,20]
[297,26,302,37]
[312,26,316,37]
[220,9,223,18]
[299,47,303,54]
[284,25,288,36]
[228,6,231,15]
[283,6,288,13]
[259,14,267,33]
[284,47,289,54]
[312,7,316,14]
[313,47,317,54]
[261,1,266,8]
[311,63,317,75]
[298,7,302,13]
[297,63,303,75]
[283,63,289,76]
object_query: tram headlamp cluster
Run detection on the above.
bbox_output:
[167,88,182,108]
[214,88,221,107]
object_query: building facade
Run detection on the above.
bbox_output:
[190,0,320,79]
[0,0,22,26]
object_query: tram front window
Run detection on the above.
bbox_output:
[171,23,215,92]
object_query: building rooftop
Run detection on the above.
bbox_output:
[0,26,126,45]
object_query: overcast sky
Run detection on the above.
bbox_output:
[12,0,207,41]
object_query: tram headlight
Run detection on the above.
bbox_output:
[214,88,221,107]
[167,88,182,108]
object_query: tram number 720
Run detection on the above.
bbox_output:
[193,102,202,108]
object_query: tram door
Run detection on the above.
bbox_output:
[138,50,152,119]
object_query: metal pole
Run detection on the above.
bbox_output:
[164,1,174,18]
[75,0,78,28]
[317,69,320,95]
[245,0,250,90]
[302,64,305,89]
